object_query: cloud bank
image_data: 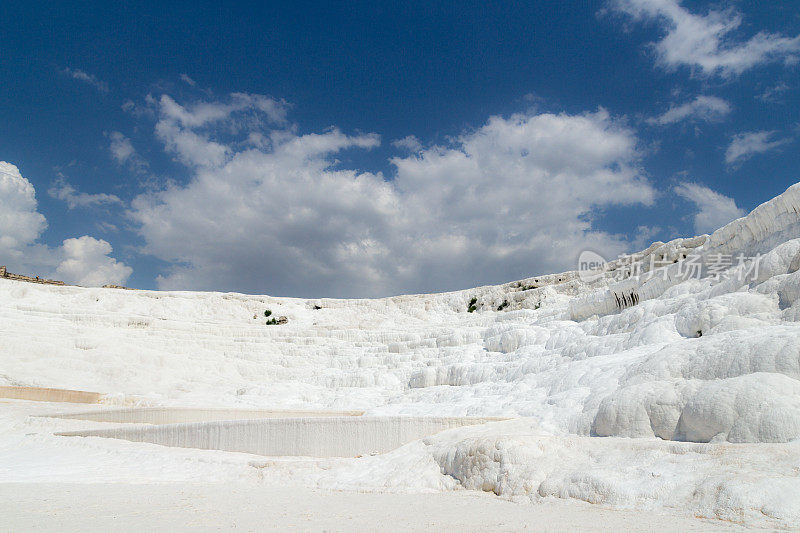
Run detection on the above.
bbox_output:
[129,94,656,297]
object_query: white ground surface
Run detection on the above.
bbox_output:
[0,482,745,532]
[2,184,800,530]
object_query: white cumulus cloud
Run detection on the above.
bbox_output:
[647,95,730,125]
[130,95,656,297]
[153,94,289,168]
[725,131,792,166]
[61,67,109,93]
[757,82,790,103]
[0,161,131,286]
[674,182,745,234]
[392,135,423,152]
[0,162,47,255]
[610,0,800,77]
[48,176,123,209]
[108,131,148,173]
[55,236,132,287]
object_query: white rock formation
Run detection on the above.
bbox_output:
[2,183,800,525]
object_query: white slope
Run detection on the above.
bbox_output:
[2,183,800,526]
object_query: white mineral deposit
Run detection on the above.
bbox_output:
[2,184,800,530]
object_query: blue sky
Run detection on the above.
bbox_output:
[1,0,799,297]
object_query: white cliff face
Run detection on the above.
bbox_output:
[2,183,800,525]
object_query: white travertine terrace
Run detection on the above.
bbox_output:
[56,416,501,457]
[2,183,800,525]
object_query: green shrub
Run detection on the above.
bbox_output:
[264,309,272,317]
[497,300,509,311]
